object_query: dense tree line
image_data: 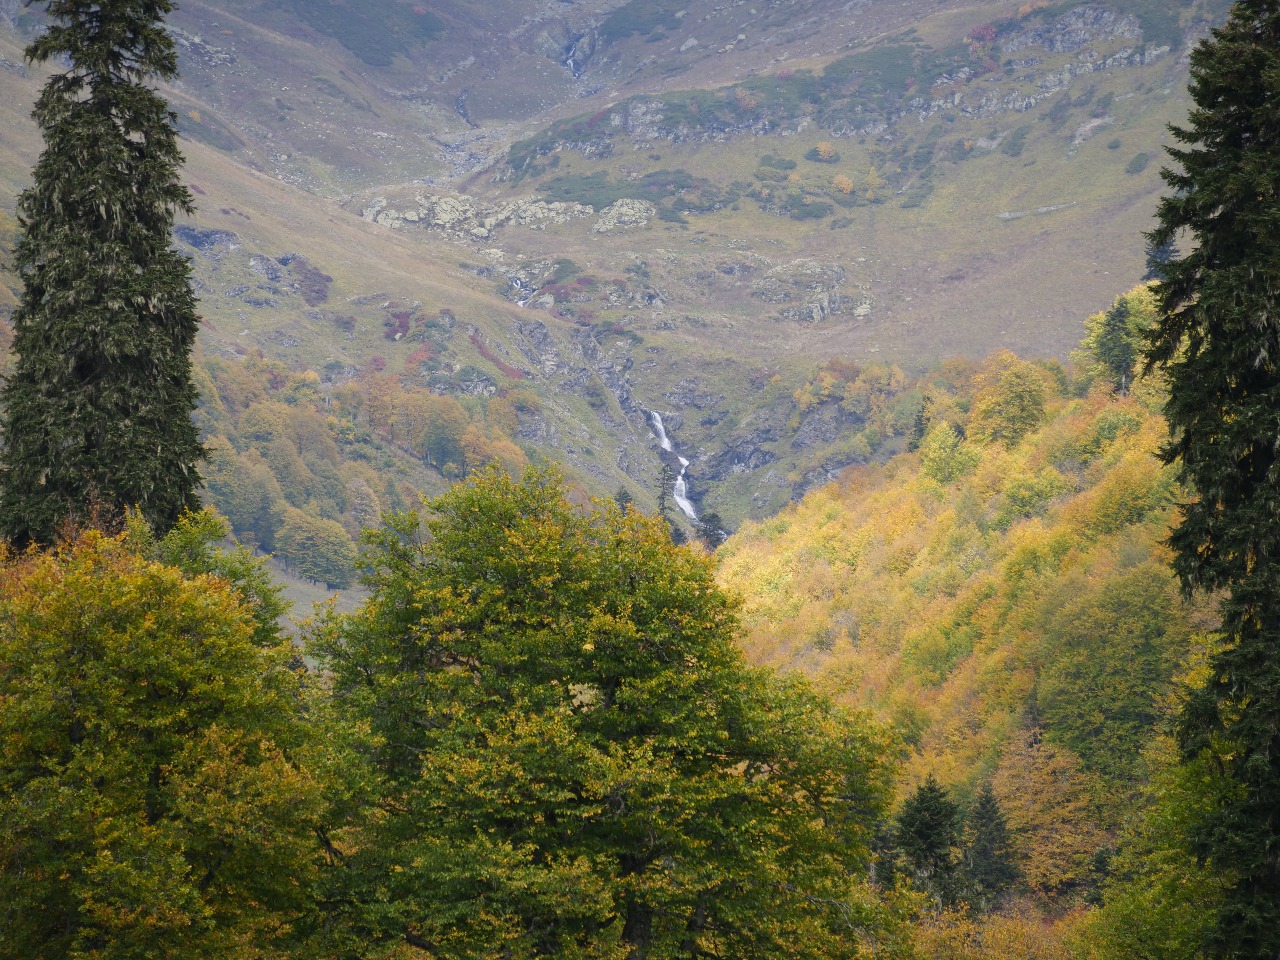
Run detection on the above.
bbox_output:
[0,474,905,960]
[196,352,533,587]
[717,305,1218,951]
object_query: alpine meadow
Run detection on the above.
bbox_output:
[0,1,1277,959]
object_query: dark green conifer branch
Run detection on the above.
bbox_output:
[1143,2,1280,956]
[0,0,202,545]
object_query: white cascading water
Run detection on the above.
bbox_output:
[649,410,674,452]
[672,457,696,520]
[648,411,697,521]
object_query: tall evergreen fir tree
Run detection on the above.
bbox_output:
[1143,2,1280,956]
[960,782,1020,912]
[0,0,203,545]
[894,774,960,910]
[657,461,674,518]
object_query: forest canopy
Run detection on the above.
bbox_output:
[307,466,901,959]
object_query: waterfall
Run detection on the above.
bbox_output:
[672,457,697,521]
[649,410,674,452]
[647,411,697,521]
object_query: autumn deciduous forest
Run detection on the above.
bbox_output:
[1,1,1279,959]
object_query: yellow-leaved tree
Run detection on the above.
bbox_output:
[0,516,326,959]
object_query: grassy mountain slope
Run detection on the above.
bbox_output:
[0,0,1232,530]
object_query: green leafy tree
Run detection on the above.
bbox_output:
[960,783,1020,912]
[0,0,203,545]
[310,466,895,960]
[1037,563,1189,782]
[1142,4,1280,957]
[202,438,287,550]
[918,422,980,485]
[0,528,323,959]
[136,507,290,648]
[967,353,1047,447]
[1075,287,1159,392]
[1087,734,1230,960]
[276,507,357,589]
[894,774,960,910]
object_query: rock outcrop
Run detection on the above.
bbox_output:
[592,199,656,233]
[362,194,594,239]
[751,260,865,324]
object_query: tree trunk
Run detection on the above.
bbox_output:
[623,900,653,960]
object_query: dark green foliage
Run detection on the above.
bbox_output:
[1037,564,1188,781]
[275,508,357,589]
[540,168,727,218]
[1143,235,1177,282]
[1001,124,1033,157]
[285,0,444,67]
[1126,152,1152,175]
[786,195,834,220]
[759,154,798,170]
[658,460,674,519]
[0,523,321,959]
[1092,299,1140,388]
[141,507,290,648]
[698,510,726,550]
[1116,0,1187,50]
[900,180,935,209]
[1078,288,1159,392]
[895,774,960,909]
[0,0,203,545]
[1143,3,1280,957]
[804,145,842,163]
[599,0,684,44]
[202,441,287,551]
[1042,94,1073,131]
[310,467,893,959]
[547,257,580,285]
[960,783,1020,912]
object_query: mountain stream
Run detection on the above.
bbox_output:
[648,411,698,521]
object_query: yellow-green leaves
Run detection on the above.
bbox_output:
[312,465,896,959]
[0,531,323,960]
